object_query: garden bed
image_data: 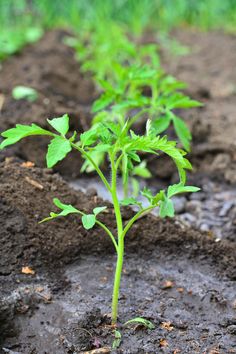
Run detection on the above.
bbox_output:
[0,160,236,353]
[0,29,236,353]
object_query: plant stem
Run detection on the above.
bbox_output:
[110,151,124,325]
[111,235,124,325]
[71,142,111,192]
[122,205,155,238]
[123,177,129,199]
[111,205,156,324]
[127,108,149,130]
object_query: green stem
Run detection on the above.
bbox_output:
[110,152,123,236]
[127,108,150,130]
[96,219,118,252]
[110,152,124,325]
[71,142,111,192]
[111,235,124,325]
[122,205,155,238]
[123,176,129,199]
[69,209,118,252]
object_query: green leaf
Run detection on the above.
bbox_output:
[167,93,202,109]
[152,190,165,205]
[47,114,69,135]
[0,123,53,149]
[81,150,105,173]
[92,94,114,113]
[173,116,192,151]
[141,187,153,203]
[82,214,96,230]
[46,136,72,168]
[153,116,171,134]
[128,152,140,163]
[122,153,128,185]
[159,198,175,218]
[133,162,151,178]
[174,98,202,109]
[39,198,80,223]
[120,197,142,208]
[93,206,107,216]
[92,111,110,125]
[80,128,97,147]
[131,177,140,197]
[167,184,200,198]
[12,86,38,102]
[25,27,43,43]
[94,144,111,152]
[124,317,155,330]
[112,330,122,349]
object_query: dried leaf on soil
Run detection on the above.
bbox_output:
[21,161,35,168]
[161,321,174,331]
[21,266,35,275]
[82,348,111,354]
[0,94,5,111]
[25,176,44,190]
[159,338,168,347]
[162,280,174,289]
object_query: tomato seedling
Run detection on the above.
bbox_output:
[65,23,202,199]
[0,114,200,328]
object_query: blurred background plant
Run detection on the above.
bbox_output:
[0,0,236,61]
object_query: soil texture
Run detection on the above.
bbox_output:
[0,160,236,353]
[0,28,236,353]
[0,29,236,182]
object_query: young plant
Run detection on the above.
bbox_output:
[92,63,202,152]
[85,64,202,197]
[0,27,43,61]
[65,22,201,199]
[12,86,38,102]
[0,114,200,329]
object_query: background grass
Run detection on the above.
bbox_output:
[1,0,236,32]
[0,0,235,60]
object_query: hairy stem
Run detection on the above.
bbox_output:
[111,235,124,325]
[110,152,124,325]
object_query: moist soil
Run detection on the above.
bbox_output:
[0,30,97,178]
[0,29,236,353]
[0,29,236,182]
[0,161,236,353]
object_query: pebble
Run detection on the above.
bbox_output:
[190,192,206,201]
[87,188,97,197]
[227,325,236,335]
[173,197,186,214]
[181,213,197,224]
[186,200,201,214]
[219,201,234,217]
[200,223,210,232]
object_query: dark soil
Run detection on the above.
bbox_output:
[163,30,236,184]
[0,160,236,353]
[0,29,236,353]
[0,30,97,178]
[1,29,236,183]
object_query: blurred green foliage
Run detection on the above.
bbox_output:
[0,0,235,60]
[1,0,236,32]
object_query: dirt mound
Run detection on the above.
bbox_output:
[0,160,236,352]
[1,30,236,182]
[0,30,96,177]
[163,29,236,183]
[0,160,235,280]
